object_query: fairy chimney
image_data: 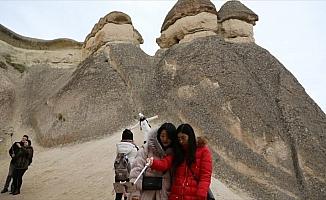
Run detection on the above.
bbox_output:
[217,0,258,43]
[83,11,143,57]
[157,0,218,48]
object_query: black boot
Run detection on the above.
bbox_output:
[0,188,8,193]
[12,189,20,195]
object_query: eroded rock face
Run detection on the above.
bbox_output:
[32,44,154,146]
[157,0,218,48]
[161,0,218,32]
[217,0,258,43]
[157,12,218,48]
[157,0,259,48]
[153,36,326,200]
[0,72,14,128]
[221,19,254,43]
[0,4,325,200]
[83,11,143,57]
[217,0,258,25]
[0,24,82,50]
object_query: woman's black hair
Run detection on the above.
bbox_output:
[174,124,197,167]
[157,122,177,150]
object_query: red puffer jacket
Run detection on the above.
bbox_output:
[152,137,212,200]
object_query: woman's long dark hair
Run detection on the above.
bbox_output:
[174,123,197,168]
[157,122,177,151]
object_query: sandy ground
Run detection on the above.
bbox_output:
[0,123,249,200]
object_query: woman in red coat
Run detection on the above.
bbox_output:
[147,123,212,200]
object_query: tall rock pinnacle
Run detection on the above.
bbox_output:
[83,11,143,57]
[217,0,258,43]
[157,0,218,48]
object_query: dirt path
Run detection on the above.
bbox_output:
[0,123,249,200]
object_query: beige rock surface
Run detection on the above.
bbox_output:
[157,12,218,48]
[221,19,254,43]
[83,12,143,57]
[0,40,82,69]
[95,23,141,45]
[161,0,218,32]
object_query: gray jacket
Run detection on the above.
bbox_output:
[129,128,173,200]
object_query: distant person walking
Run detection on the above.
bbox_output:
[147,124,213,200]
[114,129,138,200]
[138,113,159,144]
[1,134,29,194]
[129,122,177,200]
[11,139,34,195]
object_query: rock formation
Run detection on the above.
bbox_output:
[156,0,258,49]
[217,0,258,43]
[0,1,325,199]
[157,0,219,48]
[83,11,143,57]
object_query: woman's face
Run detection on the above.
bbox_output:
[159,130,172,147]
[23,141,29,147]
[177,132,189,147]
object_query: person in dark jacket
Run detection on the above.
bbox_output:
[1,135,29,194]
[147,124,212,200]
[11,139,34,195]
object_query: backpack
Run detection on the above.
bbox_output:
[114,153,131,181]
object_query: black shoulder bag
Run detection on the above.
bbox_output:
[142,168,163,190]
[189,168,215,200]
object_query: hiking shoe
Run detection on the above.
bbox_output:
[12,190,20,195]
[1,188,8,193]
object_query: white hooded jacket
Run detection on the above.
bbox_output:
[116,140,138,165]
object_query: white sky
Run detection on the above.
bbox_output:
[0,0,325,113]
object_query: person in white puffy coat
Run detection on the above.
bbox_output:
[129,123,177,200]
[115,129,139,200]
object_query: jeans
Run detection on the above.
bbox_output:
[3,162,14,190]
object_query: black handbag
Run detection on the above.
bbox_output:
[142,176,163,190]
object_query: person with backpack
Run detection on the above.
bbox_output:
[114,129,138,200]
[129,122,177,200]
[146,124,213,200]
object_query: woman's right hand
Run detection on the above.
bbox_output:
[146,157,154,166]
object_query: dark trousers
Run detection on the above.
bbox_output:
[12,168,27,192]
[115,177,128,200]
[115,192,127,200]
[3,162,14,190]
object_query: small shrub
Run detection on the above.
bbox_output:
[57,113,66,122]
[11,63,26,73]
[0,61,8,69]
[4,55,26,73]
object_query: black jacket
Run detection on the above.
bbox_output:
[9,142,22,164]
[13,146,33,169]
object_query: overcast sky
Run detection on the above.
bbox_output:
[0,0,325,112]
